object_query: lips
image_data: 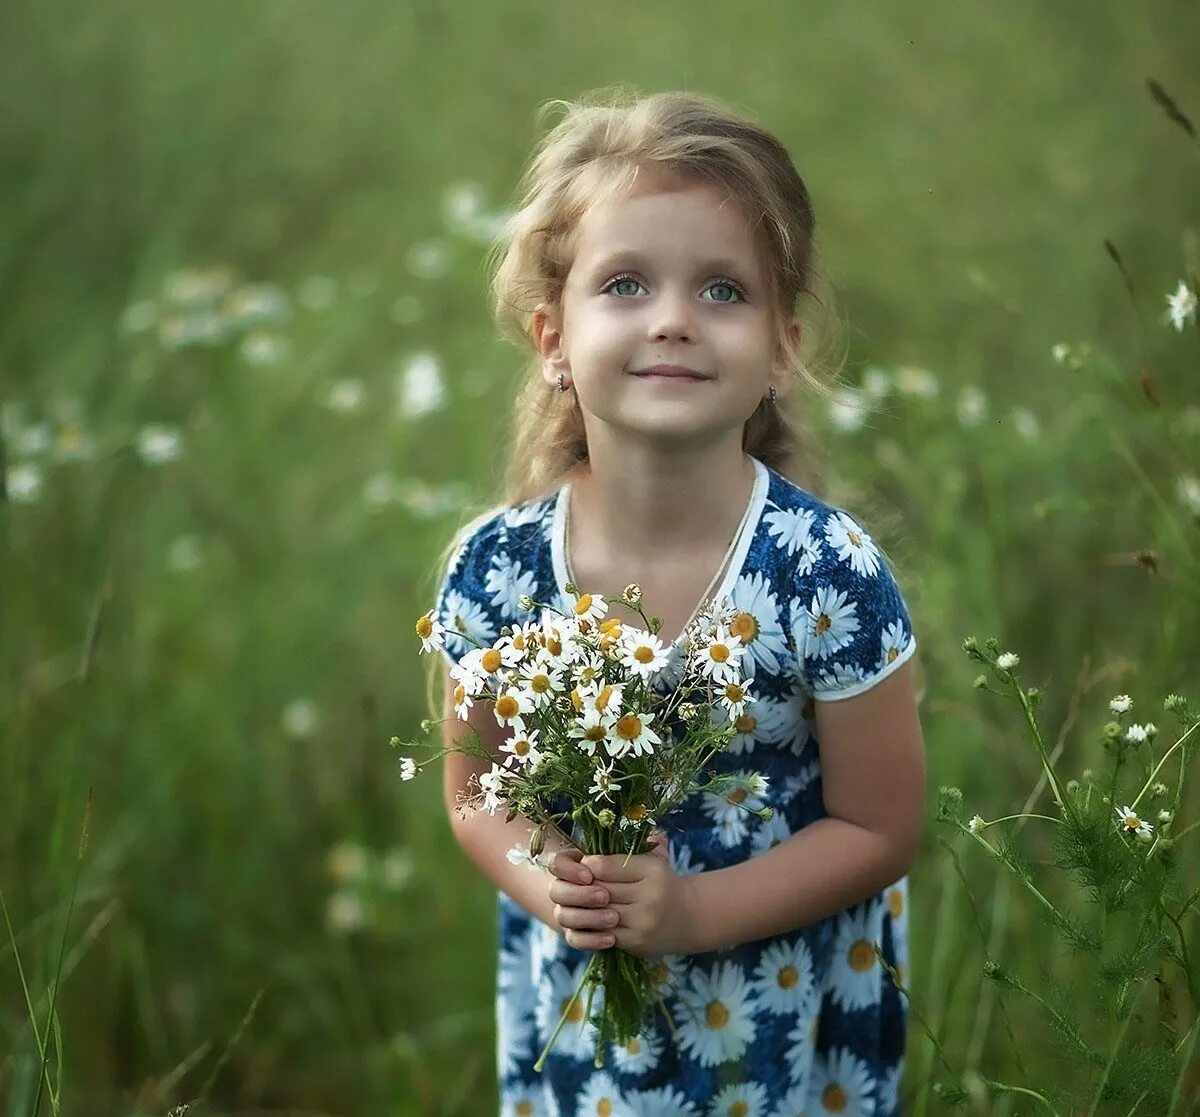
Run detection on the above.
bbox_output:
[631,364,711,380]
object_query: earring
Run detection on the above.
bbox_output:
[769,384,778,404]
[557,372,567,393]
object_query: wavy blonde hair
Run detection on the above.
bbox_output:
[423,86,912,721]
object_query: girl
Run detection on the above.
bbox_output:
[427,88,925,1117]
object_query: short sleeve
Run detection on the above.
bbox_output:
[431,509,512,673]
[789,506,917,701]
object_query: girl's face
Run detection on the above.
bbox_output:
[535,170,795,450]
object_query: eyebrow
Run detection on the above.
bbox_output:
[586,250,757,281]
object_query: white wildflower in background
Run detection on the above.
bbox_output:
[164,265,236,306]
[158,312,229,349]
[747,774,770,796]
[120,300,158,334]
[363,471,401,507]
[380,847,414,889]
[827,387,869,433]
[506,844,540,869]
[956,385,988,428]
[1176,475,1200,517]
[1011,408,1040,441]
[1162,279,1197,332]
[326,841,369,883]
[226,282,291,325]
[442,180,487,232]
[860,366,892,405]
[415,610,447,654]
[398,757,418,781]
[1115,805,1153,843]
[967,814,985,834]
[395,351,446,418]
[54,422,96,463]
[996,652,1020,670]
[240,331,288,366]
[136,424,182,465]
[326,889,366,934]
[407,240,450,279]
[13,422,50,457]
[1109,695,1132,715]
[1158,810,1172,825]
[5,463,42,503]
[894,365,940,398]
[389,295,424,325]
[323,379,365,413]
[1124,723,1157,744]
[282,698,319,739]
[1051,343,1071,365]
[298,275,337,311]
[1152,782,1169,797]
[166,534,203,572]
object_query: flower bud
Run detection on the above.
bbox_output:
[971,674,987,689]
[622,583,642,606]
[597,808,616,828]
[1102,721,1122,741]
[564,581,578,595]
[518,594,534,612]
[936,785,964,823]
[389,735,401,747]
[1163,693,1186,714]
[1066,779,1080,794]
[419,719,432,734]
[962,636,979,655]
[984,637,1000,653]
[529,827,546,857]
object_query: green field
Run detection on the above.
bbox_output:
[3,3,1199,1114]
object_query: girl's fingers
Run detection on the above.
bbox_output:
[554,903,619,933]
[549,847,592,884]
[564,928,616,952]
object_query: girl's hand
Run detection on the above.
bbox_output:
[547,846,620,952]
[580,831,701,958]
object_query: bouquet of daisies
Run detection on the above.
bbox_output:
[390,580,773,1070]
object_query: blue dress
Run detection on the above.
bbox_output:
[433,454,918,1117]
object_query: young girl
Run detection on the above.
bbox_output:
[428,88,925,1117]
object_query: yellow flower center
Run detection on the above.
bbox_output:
[415,615,432,638]
[514,739,530,756]
[563,996,583,1024]
[625,803,649,821]
[648,963,669,984]
[481,648,502,673]
[730,612,758,643]
[570,689,583,712]
[822,1082,848,1111]
[516,1103,534,1117]
[728,1103,748,1117]
[727,789,747,805]
[706,999,729,1029]
[734,714,756,734]
[546,636,562,656]
[709,643,730,663]
[777,965,799,989]
[888,888,904,918]
[596,1101,613,1117]
[599,618,622,633]
[584,725,607,743]
[625,1038,641,1055]
[513,633,527,649]
[814,613,831,636]
[495,694,519,720]
[1122,814,1142,830]
[886,646,898,663]
[616,714,642,741]
[848,938,875,972]
[595,684,615,711]
[634,645,655,664]
[574,594,593,615]
[529,674,551,694]
[724,683,745,702]
[453,684,465,705]
[848,530,862,547]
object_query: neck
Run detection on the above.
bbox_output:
[566,438,758,569]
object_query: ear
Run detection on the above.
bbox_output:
[533,303,570,390]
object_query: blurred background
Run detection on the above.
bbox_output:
[3,2,1199,1114]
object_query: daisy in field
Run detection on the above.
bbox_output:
[672,960,757,1068]
[829,899,886,1013]
[824,511,882,578]
[808,1046,876,1117]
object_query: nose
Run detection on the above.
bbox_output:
[647,288,695,343]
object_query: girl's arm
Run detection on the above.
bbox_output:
[689,659,925,953]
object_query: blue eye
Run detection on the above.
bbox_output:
[602,274,746,303]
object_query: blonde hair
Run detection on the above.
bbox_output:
[423,86,908,722]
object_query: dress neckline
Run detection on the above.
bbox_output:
[550,455,769,649]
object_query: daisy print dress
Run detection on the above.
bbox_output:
[433,454,918,1117]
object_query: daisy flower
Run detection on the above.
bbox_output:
[617,628,671,680]
[518,654,567,710]
[797,585,860,661]
[478,763,509,814]
[588,760,622,802]
[717,677,756,718]
[415,610,447,654]
[607,709,662,759]
[996,652,1020,670]
[499,727,543,770]
[398,758,418,781]
[1115,805,1153,842]
[691,624,747,685]
[673,960,756,1067]
[568,707,617,757]
[1109,694,1132,714]
[492,686,535,730]
[1163,279,1197,332]
[569,591,609,628]
[809,1047,875,1116]
[824,511,882,578]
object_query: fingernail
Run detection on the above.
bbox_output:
[579,869,592,884]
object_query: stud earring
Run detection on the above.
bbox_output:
[557,372,567,393]
[769,384,778,404]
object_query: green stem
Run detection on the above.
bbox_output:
[534,955,598,1073]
